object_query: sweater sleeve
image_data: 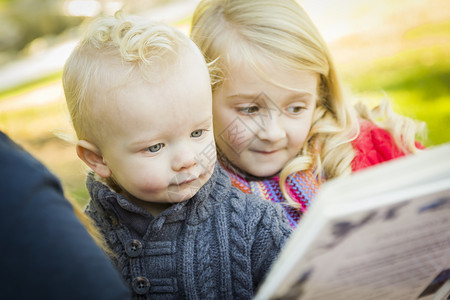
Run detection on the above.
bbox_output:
[249,198,293,291]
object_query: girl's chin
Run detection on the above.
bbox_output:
[242,166,281,178]
[254,171,280,178]
[240,156,287,177]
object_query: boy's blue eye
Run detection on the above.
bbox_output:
[191,130,203,138]
[148,143,163,153]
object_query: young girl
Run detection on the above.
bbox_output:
[190,0,424,227]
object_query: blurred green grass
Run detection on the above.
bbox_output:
[340,20,450,146]
[0,71,62,101]
[343,47,450,146]
[1,18,449,208]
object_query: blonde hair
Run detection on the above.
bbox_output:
[69,196,115,257]
[190,0,424,207]
[63,12,193,144]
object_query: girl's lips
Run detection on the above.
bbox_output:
[251,149,280,154]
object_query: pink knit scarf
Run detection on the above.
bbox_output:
[224,166,318,228]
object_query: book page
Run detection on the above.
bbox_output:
[266,184,450,300]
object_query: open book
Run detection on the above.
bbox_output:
[255,144,450,300]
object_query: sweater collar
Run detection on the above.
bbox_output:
[86,162,231,232]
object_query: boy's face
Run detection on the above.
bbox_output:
[212,61,317,178]
[98,51,216,204]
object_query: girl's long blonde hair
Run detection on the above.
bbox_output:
[67,196,115,257]
[190,0,424,207]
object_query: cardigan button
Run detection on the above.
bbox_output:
[125,239,143,257]
[132,276,150,295]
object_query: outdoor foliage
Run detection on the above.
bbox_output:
[340,21,450,146]
[0,2,449,207]
[0,0,83,63]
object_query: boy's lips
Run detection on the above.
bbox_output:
[179,177,197,185]
[170,163,215,186]
[171,174,199,185]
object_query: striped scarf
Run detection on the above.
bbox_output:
[225,167,318,228]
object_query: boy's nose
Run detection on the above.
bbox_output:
[171,146,197,171]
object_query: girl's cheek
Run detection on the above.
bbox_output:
[220,118,257,150]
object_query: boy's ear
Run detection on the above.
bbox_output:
[76,140,111,178]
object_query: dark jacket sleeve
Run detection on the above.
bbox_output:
[0,131,131,300]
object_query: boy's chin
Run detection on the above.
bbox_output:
[166,185,201,203]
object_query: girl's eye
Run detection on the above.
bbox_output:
[238,106,259,115]
[191,130,203,138]
[286,106,304,114]
[148,143,163,153]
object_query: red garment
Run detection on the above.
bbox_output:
[351,120,422,171]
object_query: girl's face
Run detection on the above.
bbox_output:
[213,61,318,177]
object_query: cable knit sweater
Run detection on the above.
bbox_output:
[85,163,292,299]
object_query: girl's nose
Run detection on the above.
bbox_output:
[256,115,286,143]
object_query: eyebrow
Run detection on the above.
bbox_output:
[129,136,159,149]
[227,93,258,100]
[129,117,213,148]
[227,91,315,102]
[196,116,213,126]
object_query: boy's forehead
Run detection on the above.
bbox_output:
[90,41,211,121]
[107,51,211,110]
[97,80,212,144]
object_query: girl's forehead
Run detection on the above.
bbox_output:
[223,41,301,78]
[218,60,318,103]
[227,55,316,85]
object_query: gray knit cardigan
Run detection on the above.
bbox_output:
[85,163,292,299]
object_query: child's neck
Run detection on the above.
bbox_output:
[119,190,174,217]
[142,202,174,217]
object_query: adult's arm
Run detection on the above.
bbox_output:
[0,131,130,299]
